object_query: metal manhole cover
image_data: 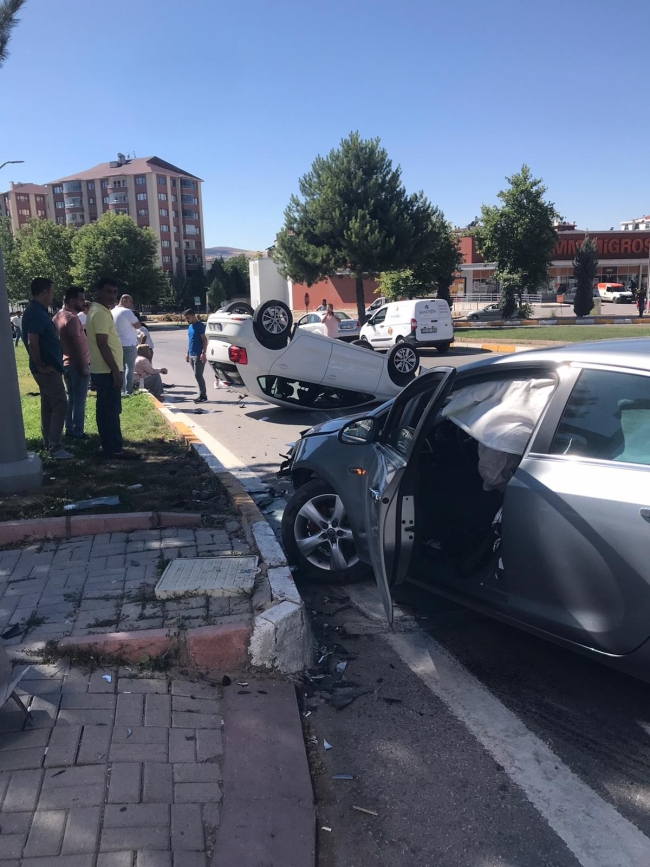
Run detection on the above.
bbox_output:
[155,557,259,600]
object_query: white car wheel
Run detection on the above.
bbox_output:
[253,299,293,349]
[387,342,420,385]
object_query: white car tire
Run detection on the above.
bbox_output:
[252,300,293,349]
[352,339,374,350]
[387,343,420,385]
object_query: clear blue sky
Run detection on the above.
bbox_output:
[2,0,648,249]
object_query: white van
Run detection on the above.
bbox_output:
[359,298,454,353]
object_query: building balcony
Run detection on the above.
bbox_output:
[183,225,200,236]
[185,255,203,265]
[62,181,82,194]
[66,213,85,225]
[64,197,83,209]
[108,194,129,205]
[180,179,198,190]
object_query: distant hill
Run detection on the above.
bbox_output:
[205,246,260,261]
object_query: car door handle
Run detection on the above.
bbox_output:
[641,508,650,522]
[277,364,288,369]
[369,488,381,502]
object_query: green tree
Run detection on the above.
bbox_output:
[573,235,598,317]
[15,218,74,299]
[207,277,226,311]
[274,132,437,322]
[71,212,167,305]
[0,0,26,67]
[0,216,23,302]
[376,269,417,302]
[223,254,250,298]
[475,165,559,318]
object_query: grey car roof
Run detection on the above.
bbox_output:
[455,338,650,376]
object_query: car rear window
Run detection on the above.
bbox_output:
[549,369,650,466]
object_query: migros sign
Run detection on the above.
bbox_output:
[554,233,650,260]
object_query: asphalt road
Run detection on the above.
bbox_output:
[149,329,650,866]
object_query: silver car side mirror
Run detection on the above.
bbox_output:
[339,417,376,444]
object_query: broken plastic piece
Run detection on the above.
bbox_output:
[127,484,143,491]
[260,416,269,421]
[126,728,133,738]
[332,774,354,780]
[353,805,378,816]
[101,675,112,683]
[324,740,333,750]
[303,711,312,718]
[336,661,347,673]
[237,681,248,687]
[63,495,120,511]
[321,826,332,832]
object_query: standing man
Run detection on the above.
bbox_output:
[638,284,648,319]
[321,303,340,339]
[316,298,327,311]
[111,294,140,395]
[11,311,22,347]
[86,278,132,459]
[78,300,90,329]
[21,278,72,460]
[183,309,208,403]
[53,287,91,440]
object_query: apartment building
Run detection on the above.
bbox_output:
[46,155,205,277]
[0,182,50,232]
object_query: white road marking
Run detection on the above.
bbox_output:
[347,585,650,867]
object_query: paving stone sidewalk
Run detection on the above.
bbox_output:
[0,526,253,660]
[0,661,222,865]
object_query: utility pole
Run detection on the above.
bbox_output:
[0,160,43,493]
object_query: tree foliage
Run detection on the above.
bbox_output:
[573,235,598,317]
[71,212,167,305]
[0,0,26,68]
[0,216,22,302]
[206,254,250,301]
[207,277,226,311]
[15,218,74,299]
[474,165,559,317]
[274,131,439,322]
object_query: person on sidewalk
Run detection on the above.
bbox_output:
[21,278,73,460]
[637,285,647,319]
[137,319,154,350]
[133,345,167,400]
[112,294,140,395]
[78,300,90,329]
[316,298,327,311]
[53,287,91,440]
[321,303,340,339]
[11,311,22,347]
[184,308,208,403]
[86,278,135,460]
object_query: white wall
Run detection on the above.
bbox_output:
[249,257,290,308]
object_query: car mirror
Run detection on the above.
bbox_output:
[339,417,376,444]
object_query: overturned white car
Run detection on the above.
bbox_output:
[206,300,421,410]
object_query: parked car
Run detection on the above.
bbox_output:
[206,299,421,410]
[359,299,454,352]
[462,303,506,322]
[296,311,361,341]
[281,338,650,681]
[597,283,634,304]
[365,297,387,317]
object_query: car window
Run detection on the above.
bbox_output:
[373,308,388,324]
[549,369,650,466]
[336,312,350,320]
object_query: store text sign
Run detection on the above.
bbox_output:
[554,234,650,260]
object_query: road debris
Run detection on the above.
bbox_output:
[64,495,120,511]
[321,826,332,832]
[324,740,333,750]
[126,728,133,738]
[332,774,354,780]
[101,675,112,683]
[353,806,378,817]
[126,484,143,491]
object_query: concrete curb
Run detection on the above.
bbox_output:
[0,511,202,547]
[454,315,648,328]
[154,399,313,675]
[452,340,533,354]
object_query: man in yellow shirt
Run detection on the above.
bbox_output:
[86,278,134,459]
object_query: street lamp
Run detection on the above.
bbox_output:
[0,160,24,171]
[0,159,43,493]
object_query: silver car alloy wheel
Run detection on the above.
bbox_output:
[393,344,417,373]
[261,305,289,334]
[294,493,359,572]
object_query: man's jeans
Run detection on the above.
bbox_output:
[32,370,67,454]
[13,326,21,347]
[140,373,164,400]
[189,356,207,399]
[91,373,123,455]
[122,345,138,395]
[63,366,90,437]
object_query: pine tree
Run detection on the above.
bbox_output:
[573,235,598,318]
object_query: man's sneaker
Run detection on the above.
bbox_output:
[51,448,74,460]
[194,395,208,403]
[108,450,140,461]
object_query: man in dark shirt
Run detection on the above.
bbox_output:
[183,309,208,403]
[22,278,72,459]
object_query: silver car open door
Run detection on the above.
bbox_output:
[363,368,457,622]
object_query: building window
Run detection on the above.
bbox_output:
[135,176,146,185]
[36,196,44,203]
[181,179,198,190]
[16,194,28,201]
[160,224,169,233]
[87,182,94,191]
[53,185,63,194]
[103,196,109,204]
[172,210,178,219]
[56,200,64,209]
[158,193,167,201]
[88,197,95,205]
[56,216,64,224]
[157,177,166,186]
[159,208,168,217]
[136,193,147,201]
[101,180,108,188]
[115,209,128,215]
[171,195,177,203]
[111,179,127,187]
[137,209,148,217]
[174,240,180,247]
[162,255,172,264]
[161,239,171,247]
[181,195,198,205]
[170,179,176,187]
[173,225,179,233]
[37,209,45,217]
[18,209,30,216]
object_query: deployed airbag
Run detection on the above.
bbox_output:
[441,378,556,455]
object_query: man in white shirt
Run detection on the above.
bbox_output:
[111,294,140,394]
[11,312,22,347]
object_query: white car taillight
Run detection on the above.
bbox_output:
[228,346,248,365]
[410,318,417,331]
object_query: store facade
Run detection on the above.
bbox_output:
[458,231,650,298]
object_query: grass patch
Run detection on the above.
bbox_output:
[458,325,650,344]
[4,347,232,523]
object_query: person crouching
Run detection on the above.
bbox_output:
[133,345,167,400]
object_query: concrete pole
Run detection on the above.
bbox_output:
[0,245,43,492]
